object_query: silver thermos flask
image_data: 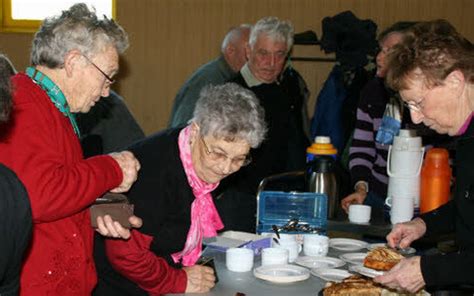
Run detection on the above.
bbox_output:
[307,155,338,219]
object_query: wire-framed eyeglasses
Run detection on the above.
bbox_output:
[82,55,115,85]
[200,136,252,167]
[403,99,425,112]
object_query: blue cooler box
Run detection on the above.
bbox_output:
[256,191,328,234]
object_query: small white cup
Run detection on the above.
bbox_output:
[348,204,371,224]
[261,247,289,266]
[278,233,305,245]
[278,233,297,242]
[274,239,301,262]
[388,197,414,224]
[226,248,254,272]
[303,234,329,257]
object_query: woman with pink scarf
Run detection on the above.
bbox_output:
[93,83,267,295]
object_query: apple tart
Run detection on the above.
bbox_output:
[363,247,404,271]
[322,275,428,296]
[322,275,382,296]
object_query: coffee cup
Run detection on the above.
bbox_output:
[226,248,254,272]
[348,204,371,224]
[278,233,297,242]
[261,247,289,266]
[273,239,301,262]
[303,234,329,257]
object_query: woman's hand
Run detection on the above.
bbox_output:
[386,218,426,249]
[374,256,426,293]
[183,265,216,293]
[95,215,143,239]
[109,151,141,193]
[341,190,367,213]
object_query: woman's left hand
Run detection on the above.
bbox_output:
[95,215,143,239]
[373,256,425,293]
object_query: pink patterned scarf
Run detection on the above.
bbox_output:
[171,125,224,266]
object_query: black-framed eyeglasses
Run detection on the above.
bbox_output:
[82,55,115,85]
[200,136,252,167]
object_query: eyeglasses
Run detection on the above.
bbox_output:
[82,55,115,85]
[403,98,425,113]
[200,136,252,167]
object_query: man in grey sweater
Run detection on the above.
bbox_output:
[168,24,250,127]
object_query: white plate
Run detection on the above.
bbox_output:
[253,264,310,284]
[294,256,345,269]
[338,252,367,265]
[349,265,384,278]
[367,243,416,256]
[329,238,368,251]
[367,243,387,250]
[311,268,353,282]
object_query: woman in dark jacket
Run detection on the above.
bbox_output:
[374,20,474,293]
[94,83,267,295]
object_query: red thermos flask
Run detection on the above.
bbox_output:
[420,148,451,213]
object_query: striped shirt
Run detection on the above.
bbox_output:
[349,77,394,198]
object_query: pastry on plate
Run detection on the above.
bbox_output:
[322,275,382,296]
[363,246,404,271]
[322,275,428,296]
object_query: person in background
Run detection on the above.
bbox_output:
[77,90,145,157]
[215,16,310,232]
[0,53,32,296]
[341,22,417,212]
[93,83,266,295]
[0,4,142,295]
[0,54,16,76]
[168,24,251,127]
[373,20,474,293]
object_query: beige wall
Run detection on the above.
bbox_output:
[0,0,472,134]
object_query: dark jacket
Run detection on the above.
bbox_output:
[94,128,201,295]
[213,70,309,232]
[420,118,474,289]
[77,90,145,157]
[127,128,196,263]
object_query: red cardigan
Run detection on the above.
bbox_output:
[105,230,188,295]
[0,73,123,295]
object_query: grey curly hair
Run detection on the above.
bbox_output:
[192,83,267,148]
[249,16,294,52]
[30,3,128,68]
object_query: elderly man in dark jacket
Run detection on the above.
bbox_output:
[215,16,311,232]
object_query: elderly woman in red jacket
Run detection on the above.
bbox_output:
[94,83,267,295]
[0,4,141,295]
